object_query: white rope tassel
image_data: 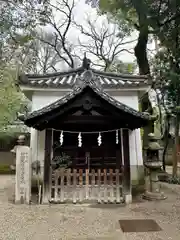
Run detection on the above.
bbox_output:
[116,130,119,144]
[48,128,128,134]
[59,131,63,145]
[97,132,102,146]
[78,132,82,147]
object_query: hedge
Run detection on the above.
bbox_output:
[160,175,180,185]
[0,165,15,174]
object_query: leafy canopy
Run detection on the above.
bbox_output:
[0,66,27,131]
[0,0,47,137]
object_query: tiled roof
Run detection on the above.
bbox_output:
[19,67,151,89]
[22,70,150,126]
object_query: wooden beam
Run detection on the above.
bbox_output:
[38,115,140,131]
[46,124,124,132]
[56,115,121,124]
[33,120,143,131]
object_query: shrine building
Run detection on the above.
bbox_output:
[18,59,151,204]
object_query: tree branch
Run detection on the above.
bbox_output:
[36,0,76,69]
[75,15,132,70]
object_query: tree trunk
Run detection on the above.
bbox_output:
[172,4,180,177]
[162,139,168,171]
[134,29,150,75]
[132,0,150,75]
[161,113,170,171]
[172,113,180,177]
[162,133,169,171]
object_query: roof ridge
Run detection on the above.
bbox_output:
[21,67,149,80]
[92,68,149,80]
[22,67,83,80]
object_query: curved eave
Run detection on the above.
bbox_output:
[20,83,150,131]
[22,111,150,127]
[22,116,150,131]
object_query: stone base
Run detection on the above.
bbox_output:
[125,194,132,204]
[15,196,31,204]
[142,191,167,201]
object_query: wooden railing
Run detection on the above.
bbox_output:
[50,168,124,204]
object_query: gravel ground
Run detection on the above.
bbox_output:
[0,175,180,240]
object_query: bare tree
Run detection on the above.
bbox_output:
[8,0,136,73]
[75,15,136,71]
[36,0,80,69]
[30,30,65,73]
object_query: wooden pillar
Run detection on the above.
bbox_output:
[122,129,132,204]
[42,129,53,204]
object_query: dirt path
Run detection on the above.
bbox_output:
[0,175,180,240]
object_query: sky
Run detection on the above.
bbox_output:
[45,0,156,69]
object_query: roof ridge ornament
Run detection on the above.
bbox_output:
[83,69,94,83]
[72,69,103,92]
[19,73,28,84]
[73,69,94,88]
[82,72,103,91]
[82,52,91,70]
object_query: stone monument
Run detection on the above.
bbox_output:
[13,135,31,204]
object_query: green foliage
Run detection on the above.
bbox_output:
[0,132,19,144]
[160,175,180,185]
[99,0,135,24]
[0,66,27,136]
[0,0,49,65]
[0,164,15,175]
[99,0,136,36]
[107,60,136,74]
[168,176,180,185]
[151,48,180,111]
[97,0,180,100]
[98,0,180,66]
[99,0,180,37]
[52,152,72,170]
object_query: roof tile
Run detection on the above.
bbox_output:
[19,68,151,89]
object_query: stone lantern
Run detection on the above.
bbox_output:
[143,133,167,200]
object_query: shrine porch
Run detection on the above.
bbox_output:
[42,128,131,204]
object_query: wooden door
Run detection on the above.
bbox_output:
[75,147,88,169]
[85,132,120,169]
